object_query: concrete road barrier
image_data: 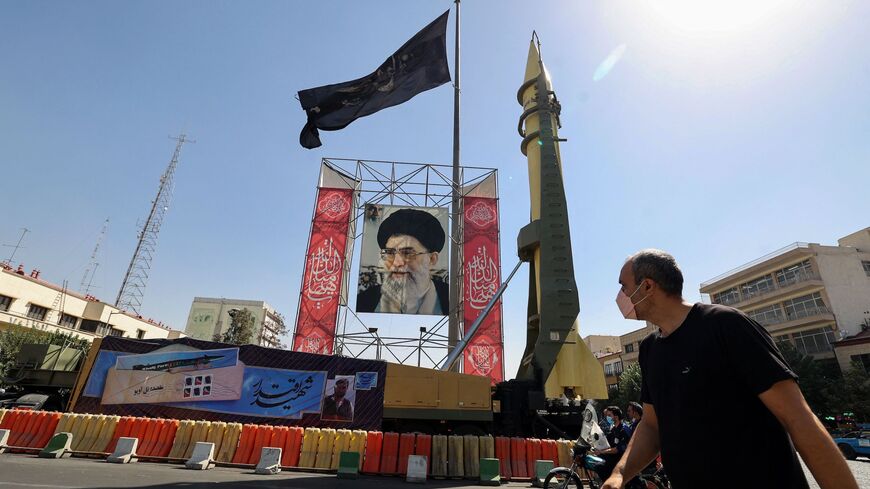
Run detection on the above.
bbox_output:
[107,437,138,464]
[184,441,214,470]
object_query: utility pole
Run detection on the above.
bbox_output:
[116,134,193,314]
[80,218,109,295]
[2,228,29,266]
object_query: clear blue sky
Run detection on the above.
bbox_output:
[2,1,868,376]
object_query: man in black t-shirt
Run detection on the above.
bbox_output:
[601,249,857,489]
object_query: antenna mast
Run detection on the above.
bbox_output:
[80,218,109,295]
[2,228,30,266]
[115,134,193,314]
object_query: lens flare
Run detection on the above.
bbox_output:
[593,44,628,82]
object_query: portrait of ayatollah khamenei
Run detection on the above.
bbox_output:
[356,204,449,316]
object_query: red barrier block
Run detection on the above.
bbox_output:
[281,426,303,467]
[414,434,432,474]
[526,438,542,478]
[380,432,400,475]
[510,437,528,480]
[495,436,512,480]
[397,433,415,475]
[362,431,383,474]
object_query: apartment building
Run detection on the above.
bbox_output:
[598,351,623,390]
[619,322,658,368]
[700,227,870,371]
[184,297,285,348]
[0,264,181,341]
[584,334,621,358]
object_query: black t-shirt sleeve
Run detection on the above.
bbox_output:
[639,336,653,405]
[718,309,797,395]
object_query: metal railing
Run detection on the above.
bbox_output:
[712,270,821,306]
[756,306,830,326]
[702,242,812,288]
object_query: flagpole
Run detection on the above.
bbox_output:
[448,0,462,371]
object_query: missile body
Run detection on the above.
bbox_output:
[516,39,606,398]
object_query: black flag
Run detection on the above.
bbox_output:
[297,11,451,149]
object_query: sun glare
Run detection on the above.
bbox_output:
[648,0,790,33]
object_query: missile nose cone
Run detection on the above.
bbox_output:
[524,40,542,84]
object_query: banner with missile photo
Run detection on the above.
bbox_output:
[72,336,385,430]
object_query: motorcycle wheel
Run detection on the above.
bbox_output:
[543,469,585,489]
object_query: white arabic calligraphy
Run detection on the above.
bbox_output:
[466,246,499,310]
[469,345,498,376]
[465,200,496,227]
[306,238,342,305]
[318,191,350,220]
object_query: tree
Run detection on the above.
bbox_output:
[834,360,870,422]
[213,308,256,345]
[0,325,91,382]
[777,342,845,417]
[605,362,643,410]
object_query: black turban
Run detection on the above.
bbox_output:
[377,208,445,252]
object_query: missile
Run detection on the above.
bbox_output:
[516,36,606,399]
[131,354,225,373]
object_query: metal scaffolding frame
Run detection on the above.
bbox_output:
[313,157,498,369]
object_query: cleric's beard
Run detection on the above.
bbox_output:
[381,270,431,313]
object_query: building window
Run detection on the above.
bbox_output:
[109,328,124,337]
[775,260,815,287]
[26,304,48,321]
[740,274,775,300]
[79,319,100,333]
[783,292,827,320]
[850,353,870,373]
[862,261,870,277]
[0,294,12,312]
[624,343,635,353]
[748,304,786,326]
[791,326,836,355]
[59,313,78,329]
[604,363,614,376]
[614,360,624,376]
[712,287,740,305]
[136,329,146,339]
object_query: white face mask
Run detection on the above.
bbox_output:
[616,283,650,320]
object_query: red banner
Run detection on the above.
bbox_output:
[462,196,504,384]
[293,187,354,354]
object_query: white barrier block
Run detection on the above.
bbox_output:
[254,446,282,475]
[107,437,138,464]
[406,455,428,483]
[184,442,215,470]
[0,429,9,454]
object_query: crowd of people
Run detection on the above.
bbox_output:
[591,402,656,486]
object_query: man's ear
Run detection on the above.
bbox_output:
[429,251,439,267]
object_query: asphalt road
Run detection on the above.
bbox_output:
[0,453,866,488]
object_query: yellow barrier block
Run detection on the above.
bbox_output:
[557,439,573,468]
[83,415,107,452]
[53,413,75,435]
[88,415,119,452]
[463,435,480,478]
[479,435,495,459]
[350,430,367,469]
[205,421,226,459]
[184,420,212,459]
[314,428,335,469]
[431,435,448,477]
[0,408,6,425]
[299,427,320,468]
[330,429,352,470]
[216,422,242,463]
[70,414,93,451]
[448,435,464,478]
[168,420,194,459]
